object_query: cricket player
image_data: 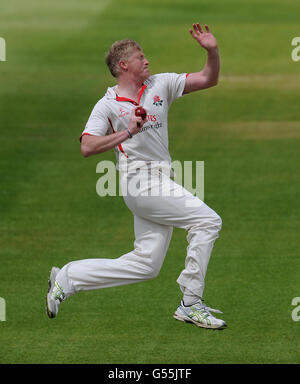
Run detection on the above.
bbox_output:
[46,23,227,329]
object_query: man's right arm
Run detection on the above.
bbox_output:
[81,108,145,157]
[81,130,130,157]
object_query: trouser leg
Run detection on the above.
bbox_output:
[176,204,222,298]
[55,215,173,297]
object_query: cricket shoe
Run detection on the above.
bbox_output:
[46,267,65,318]
[173,300,227,330]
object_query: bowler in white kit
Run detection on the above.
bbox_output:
[46,23,227,329]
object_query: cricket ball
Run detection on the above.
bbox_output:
[135,106,147,120]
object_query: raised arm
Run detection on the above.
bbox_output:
[184,23,220,93]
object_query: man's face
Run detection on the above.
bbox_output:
[125,48,150,81]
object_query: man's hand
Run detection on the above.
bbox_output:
[189,23,218,51]
[128,107,147,136]
[183,23,220,93]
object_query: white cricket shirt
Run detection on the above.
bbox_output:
[81,72,187,171]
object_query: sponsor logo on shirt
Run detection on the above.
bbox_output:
[139,122,162,133]
[146,114,157,122]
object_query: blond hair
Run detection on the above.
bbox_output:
[105,39,142,78]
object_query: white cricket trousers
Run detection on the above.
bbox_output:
[56,164,222,300]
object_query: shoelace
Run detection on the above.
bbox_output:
[189,301,223,317]
[203,306,223,314]
[198,299,223,315]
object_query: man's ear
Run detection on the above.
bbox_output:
[119,60,128,72]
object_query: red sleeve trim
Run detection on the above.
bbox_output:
[186,73,191,78]
[79,132,92,143]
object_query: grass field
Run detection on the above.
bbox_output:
[1,0,300,364]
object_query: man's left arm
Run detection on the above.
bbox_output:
[184,23,220,93]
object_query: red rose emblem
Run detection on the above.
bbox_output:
[153,95,163,106]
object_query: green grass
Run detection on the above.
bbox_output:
[1,0,300,364]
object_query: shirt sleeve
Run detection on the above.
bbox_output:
[80,101,110,141]
[162,72,187,105]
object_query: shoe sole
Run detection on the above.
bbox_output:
[45,267,59,319]
[173,313,227,330]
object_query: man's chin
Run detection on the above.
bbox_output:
[137,70,150,84]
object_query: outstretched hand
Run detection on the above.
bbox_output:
[189,23,218,51]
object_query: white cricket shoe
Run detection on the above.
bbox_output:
[173,300,227,330]
[45,267,65,318]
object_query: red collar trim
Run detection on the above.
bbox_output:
[115,84,147,105]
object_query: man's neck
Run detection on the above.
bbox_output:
[115,75,146,102]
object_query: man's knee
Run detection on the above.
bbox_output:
[187,210,222,240]
[136,241,167,280]
[145,265,161,280]
[144,249,166,280]
[132,259,161,281]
